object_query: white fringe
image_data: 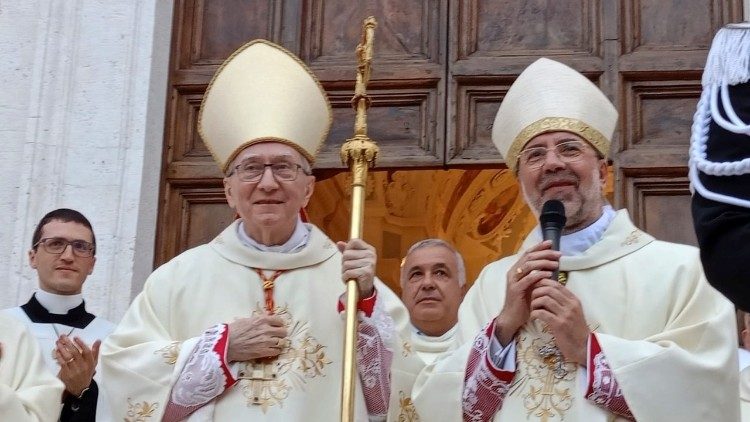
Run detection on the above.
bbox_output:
[702,26,750,87]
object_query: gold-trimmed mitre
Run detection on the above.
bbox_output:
[491,58,618,172]
[198,39,332,173]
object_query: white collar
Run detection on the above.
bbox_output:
[237,218,311,253]
[535,204,616,256]
[35,289,84,314]
[411,324,457,341]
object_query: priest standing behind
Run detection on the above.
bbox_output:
[3,208,115,421]
[99,40,421,422]
[412,58,739,421]
[400,239,466,365]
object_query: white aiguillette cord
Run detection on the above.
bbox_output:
[689,22,750,208]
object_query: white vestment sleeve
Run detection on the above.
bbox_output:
[0,315,64,422]
[99,265,191,421]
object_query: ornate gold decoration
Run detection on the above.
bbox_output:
[124,398,158,422]
[557,271,568,286]
[506,117,609,173]
[237,305,332,413]
[621,229,642,246]
[401,340,413,357]
[340,16,379,422]
[514,329,577,421]
[154,341,180,365]
[398,390,421,422]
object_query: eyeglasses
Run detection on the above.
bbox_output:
[518,140,591,169]
[228,161,310,183]
[34,238,95,257]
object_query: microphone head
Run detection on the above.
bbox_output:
[540,200,567,228]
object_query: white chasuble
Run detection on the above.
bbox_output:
[0,313,64,422]
[413,210,739,422]
[100,220,421,421]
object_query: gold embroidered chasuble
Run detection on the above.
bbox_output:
[0,313,64,422]
[100,220,420,421]
[413,210,739,421]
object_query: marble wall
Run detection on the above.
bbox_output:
[0,0,173,322]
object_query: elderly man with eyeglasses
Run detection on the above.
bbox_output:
[412,58,738,422]
[3,208,115,422]
[99,40,421,422]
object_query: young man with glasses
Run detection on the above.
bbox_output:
[413,58,738,421]
[3,208,115,422]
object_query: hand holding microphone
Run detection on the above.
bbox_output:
[530,200,590,366]
[495,200,566,345]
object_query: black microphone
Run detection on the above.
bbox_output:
[540,200,566,280]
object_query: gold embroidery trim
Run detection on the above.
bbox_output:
[402,340,413,357]
[515,331,577,421]
[621,229,641,246]
[154,341,180,365]
[398,391,421,421]
[124,398,158,422]
[506,117,609,172]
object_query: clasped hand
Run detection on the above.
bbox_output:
[496,240,589,366]
[227,315,288,362]
[54,335,100,397]
[337,239,376,298]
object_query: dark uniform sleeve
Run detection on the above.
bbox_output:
[692,82,750,311]
[60,380,98,422]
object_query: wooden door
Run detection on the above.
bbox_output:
[157,0,743,292]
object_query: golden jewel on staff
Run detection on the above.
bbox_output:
[339,16,379,422]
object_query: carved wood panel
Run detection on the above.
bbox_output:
[623,172,697,246]
[154,185,235,265]
[448,0,606,165]
[615,0,742,226]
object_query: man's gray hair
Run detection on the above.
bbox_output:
[400,238,466,287]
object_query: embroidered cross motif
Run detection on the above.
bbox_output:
[621,230,641,246]
[237,305,332,412]
[239,359,284,407]
[517,332,576,421]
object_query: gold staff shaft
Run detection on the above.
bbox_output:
[340,16,378,422]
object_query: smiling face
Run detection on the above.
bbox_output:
[29,220,96,295]
[400,245,465,336]
[223,142,315,245]
[517,131,608,233]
